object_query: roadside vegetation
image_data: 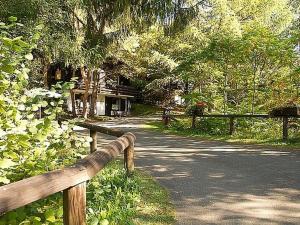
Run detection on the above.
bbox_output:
[1,0,300,223]
[147,118,300,148]
[1,160,175,225]
[131,104,162,117]
[0,22,174,224]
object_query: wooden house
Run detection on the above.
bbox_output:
[47,60,138,117]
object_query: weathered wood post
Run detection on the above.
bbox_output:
[282,116,289,142]
[162,108,171,127]
[90,129,97,153]
[124,143,135,175]
[229,117,235,135]
[192,112,196,129]
[63,182,87,225]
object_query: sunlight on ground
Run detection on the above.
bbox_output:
[176,188,300,224]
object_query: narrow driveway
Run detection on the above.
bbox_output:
[93,117,300,225]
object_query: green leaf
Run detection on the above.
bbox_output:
[1,65,15,73]
[8,16,17,22]
[45,209,56,222]
[25,53,33,61]
[36,24,44,30]
[0,177,10,184]
[0,159,16,169]
[100,219,109,225]
[90,217,99,225]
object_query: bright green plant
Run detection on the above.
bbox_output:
[0,20,90,224]
[87,161,141,225]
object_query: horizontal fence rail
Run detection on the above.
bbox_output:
[0,123,135,225]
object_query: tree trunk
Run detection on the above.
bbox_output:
[43,62,49,89]
[223,73,228,114]
[90,70,99,117]
[252,72,256,115]
[70,90,77,117]
[82,68,91,119]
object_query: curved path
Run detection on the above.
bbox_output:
[92,117,300,225]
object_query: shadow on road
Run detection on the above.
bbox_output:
[78,118,300,225]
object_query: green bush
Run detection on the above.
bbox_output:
[0,20,171,225]
[0,19,89,225]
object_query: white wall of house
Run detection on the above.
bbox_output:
[174,95,185,105]
[96,95,106,116]
[67,93,132,116]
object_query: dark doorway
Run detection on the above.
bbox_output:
[120,99,126,111]
[105,97,113,116]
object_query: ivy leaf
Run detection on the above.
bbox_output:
[0,159,16,169]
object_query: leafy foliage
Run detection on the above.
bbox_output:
[0,21,89,224]
[111,0,299,113]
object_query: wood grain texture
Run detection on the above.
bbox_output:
[77,122,124,137]
[282,117,289,142]
[125,144,135,175]
[0,132,136,215]
[63,182,86,225]
[90,130,97,153]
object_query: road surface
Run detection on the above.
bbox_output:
[86,117,300,225]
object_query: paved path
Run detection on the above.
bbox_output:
[90,117,300,225]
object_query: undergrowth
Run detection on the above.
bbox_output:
[147,117,300,148]
[0,161,175,225]
[131,104,162,116]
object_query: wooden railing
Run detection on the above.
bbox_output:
[0,123,136,225]
[162,112,300,142]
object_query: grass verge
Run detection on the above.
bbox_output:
[0,160,175,225]
[133,170,175,225]
[146,120,300,149]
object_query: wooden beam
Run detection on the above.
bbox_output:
[198,114,270,118]
[77,122,124,137]
[192,113,196,129]
[63,182,86,225]
[0,132,135,215]
[124,144,134,175]
[90,130,97,153]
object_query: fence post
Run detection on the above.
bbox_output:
[90,129,97,153]
[229,117,235,135]
[124,143,135,175]
[192,113,196,129]
[63,182,86,225]
[283,117,289,142]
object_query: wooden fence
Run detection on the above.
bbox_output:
[163,113,299,142]
[0,123,136,225]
